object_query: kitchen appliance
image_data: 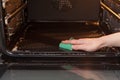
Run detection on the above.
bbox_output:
[0,0,120,67]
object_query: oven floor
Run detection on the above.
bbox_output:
[16,22,103,52]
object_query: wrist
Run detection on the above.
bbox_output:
[97,36,108,48]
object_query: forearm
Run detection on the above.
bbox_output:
[98,32,120,47]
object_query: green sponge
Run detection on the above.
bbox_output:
[59,37,73,50]
[59,43,72,50]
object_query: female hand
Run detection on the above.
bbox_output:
[62,38,104,52]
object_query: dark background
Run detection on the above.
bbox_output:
[27,0,100,21]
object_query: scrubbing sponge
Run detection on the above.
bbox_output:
[59,37,73,50]
[59,43,72,50]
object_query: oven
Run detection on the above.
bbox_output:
[0,0,120,67]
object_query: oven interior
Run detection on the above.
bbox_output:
[1,0,120,59]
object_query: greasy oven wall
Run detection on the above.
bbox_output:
[1,0,25,43]
[27,0,100,22]
[101,0,120,33]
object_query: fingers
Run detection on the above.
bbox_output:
[72,45,96,52]
[61,38,99,52]
[72,45,86,51]
[62,39,86,50]
[62,39,84,45]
